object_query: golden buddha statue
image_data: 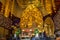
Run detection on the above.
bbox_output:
[20,4,43,32]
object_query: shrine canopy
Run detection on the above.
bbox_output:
[20,4,43,32]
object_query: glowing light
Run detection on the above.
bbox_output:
[30,29,32,31]
[22,29,25,31]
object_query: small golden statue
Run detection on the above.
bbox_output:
[44,17,54,37]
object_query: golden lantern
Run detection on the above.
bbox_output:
[45,0,52,14]
[52,0,56,12]
[44,0,56,15]
[4,0,10,17]
[4,0,14,17]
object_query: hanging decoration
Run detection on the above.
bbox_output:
[51,0,56,12]
[4,0,10,17]
[4,0,14,17]
[45,0,52,14]
[1,0,56,18]
[11,0,14,15]
[16,0,56,16]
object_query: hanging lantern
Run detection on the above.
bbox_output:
[4,0,10,17]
